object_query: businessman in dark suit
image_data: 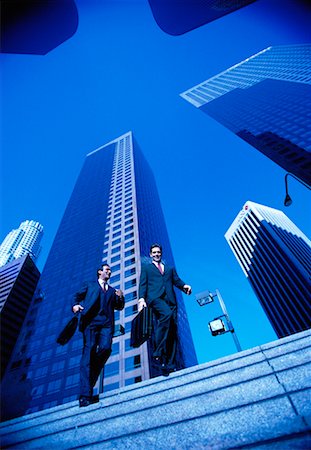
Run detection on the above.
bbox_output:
[72,264,124,407]
[138,244,191,375]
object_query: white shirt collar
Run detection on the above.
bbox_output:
[98,279,108,290]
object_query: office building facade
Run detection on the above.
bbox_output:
[181,44,311,185]
[225,200,311,338]
[148,0,257,36]
[0,255,40,379]
[3,132,197,418]
[0,220,43,267]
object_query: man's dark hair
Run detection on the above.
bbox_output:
[97,263,110,278]
[150,243,162,253]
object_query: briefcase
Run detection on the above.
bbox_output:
[130,307,153,348]
[56,315,79,345]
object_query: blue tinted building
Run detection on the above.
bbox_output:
[2,132,197,418]
[181,44,311,185]
[148,0,256,36]
[225,201,311,338]
[0,220,43,267]
[0,255,40,380]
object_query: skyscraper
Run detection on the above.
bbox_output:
[0,220,44,267]
[2,131,197,418]
[180,44,311,185]
[225,200,311,338]
[148,0,257,36]
[0,255,40,379]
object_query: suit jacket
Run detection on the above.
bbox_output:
[138,262,185,304]
[73,281,124,332]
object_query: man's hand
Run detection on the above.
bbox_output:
[72,304,84,314]
[183,285,192,295]
[115,289,123,298]
[138,298,147,312]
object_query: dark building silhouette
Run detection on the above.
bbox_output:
[148,0,257,35]
[0,255,40,379]
[1,0,78,55]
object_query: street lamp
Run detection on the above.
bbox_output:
[196,289,242,352]
[208,317,226,336]
[284,173,311,207]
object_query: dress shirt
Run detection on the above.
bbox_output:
[152,260,164,273]
[98,279,108,291]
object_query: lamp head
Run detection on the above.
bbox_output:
[284,193,293,207]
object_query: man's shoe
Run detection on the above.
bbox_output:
[161,363,170,377]
[79,397,91,407]
[153,356,162,366]
[90,395,99,404]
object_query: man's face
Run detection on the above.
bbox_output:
[99,265,112,281]
[150,247,162,263]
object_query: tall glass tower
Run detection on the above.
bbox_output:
[2,132,197,419]
[0,255,40,380]
[225,200,311,338]
[180,44,311,186]
[0,220,44,267]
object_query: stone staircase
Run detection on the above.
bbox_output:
[1,329,310,449]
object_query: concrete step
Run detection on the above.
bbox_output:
[1,329,310,449]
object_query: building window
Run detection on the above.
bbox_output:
[125,268,136,278]
[125,376,142,386]
[104,382,119,392]
[111,255,120,263]
[110,274,120,284]
[105,361,119,377]
[125,291,137,302]
[51,360,65,373]
[125,338,132,351]
[125,248,135,257]
[125,355,141,372]
[65,373,79,387]
[112,246,121,254]
[125,257,135,267]
[112,238,121,246]
[125,279,136,290]
[125,304,138,317]
[111,342,120,356]
[124,240,134,249]
[47,379,62,393]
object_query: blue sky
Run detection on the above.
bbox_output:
[1,0,310,364]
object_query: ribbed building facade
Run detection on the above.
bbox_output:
[2,132,197,419]
[180,44,311,185]
[0,255,40,379]
[0,220,43,267]
[225,201,311,338]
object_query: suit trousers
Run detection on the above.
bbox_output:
[150,295,177,368]
[80,324,112,398]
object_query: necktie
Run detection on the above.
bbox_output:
[157,262,163,275]
[99,283,107,315]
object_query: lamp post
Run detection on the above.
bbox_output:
[196,288,242,352]
[284,173,311,207]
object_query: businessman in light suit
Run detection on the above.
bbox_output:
[72,264,124,407]
[138,244,191,375]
